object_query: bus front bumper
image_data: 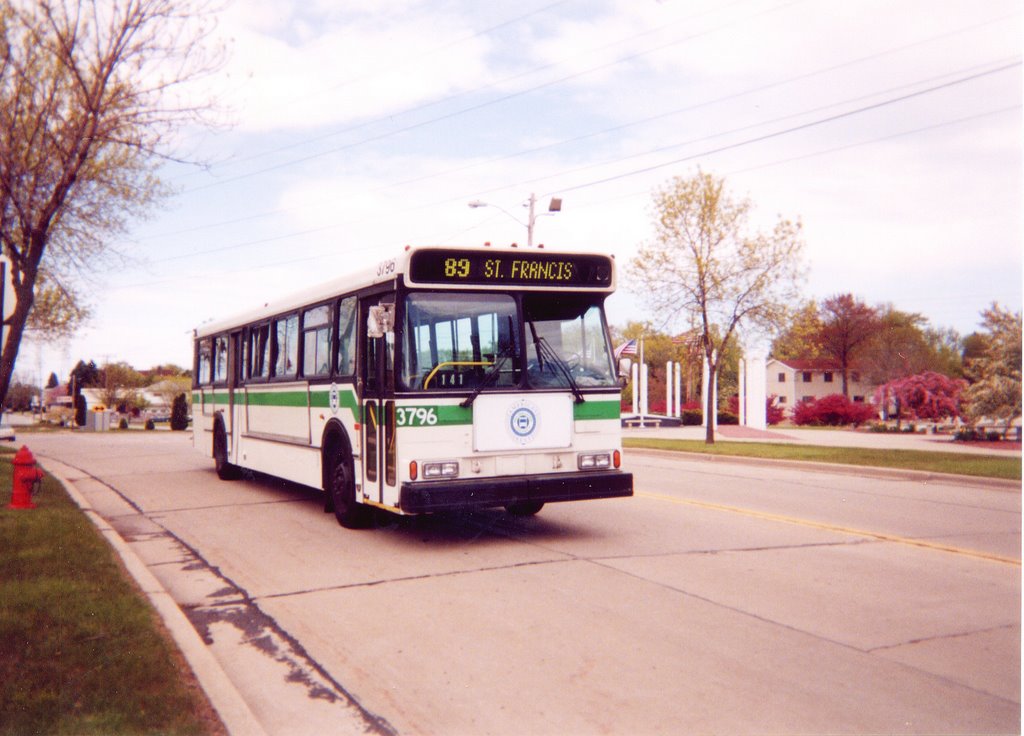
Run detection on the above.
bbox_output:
[398,470,633,514]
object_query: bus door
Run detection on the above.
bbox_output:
[227,330,241,444]
[362,298,397,505]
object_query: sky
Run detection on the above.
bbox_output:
[23,0,1023,382]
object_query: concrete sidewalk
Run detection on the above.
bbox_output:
[625,423,1022,457]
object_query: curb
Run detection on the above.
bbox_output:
[40,460,269,736]
[624,446,1022,491]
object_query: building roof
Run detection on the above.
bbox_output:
[769,358,856,371]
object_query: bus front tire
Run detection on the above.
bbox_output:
[506,501,544,516]
[213,423,241,480]
[330,454,372,529]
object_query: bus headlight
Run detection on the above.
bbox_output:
[422,461,459,479]
[577,452,612,470]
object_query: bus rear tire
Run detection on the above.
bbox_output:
[330,453,372,529]
[506,501,544,516]
[213,422,241,480]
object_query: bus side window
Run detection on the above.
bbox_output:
[274,314,299,378]
[337,297,357,376]
[213,335,229,384]
[248,323,270,380]
[196,338,212,386]
[302,305,331,378]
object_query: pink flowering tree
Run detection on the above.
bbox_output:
[876,371,965,425]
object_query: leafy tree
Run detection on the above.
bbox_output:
[0,0,222,412]
[45,372,60,389]
[97,362,147,412]
[963,304,1022,436]
[771,299,824,361]
[629,171,805,443]
[5,380,38,411]
[817,294,881,397]
[68,359,100,401]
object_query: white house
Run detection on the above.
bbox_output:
[766,358,876,412]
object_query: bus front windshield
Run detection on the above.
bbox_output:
[400,292,617,392]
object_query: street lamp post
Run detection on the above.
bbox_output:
[468,192,562,247]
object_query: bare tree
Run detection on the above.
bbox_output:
[629,171,805,443]
[0,0,223,407]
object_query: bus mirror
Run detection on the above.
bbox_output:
[618,357,632,378]
[367,304,395,338]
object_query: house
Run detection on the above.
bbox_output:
[766,358,876,412]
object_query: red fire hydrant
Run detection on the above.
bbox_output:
[8,445,44,510]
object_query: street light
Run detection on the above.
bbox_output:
[468,192,562,247]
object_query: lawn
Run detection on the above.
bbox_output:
[623,437,1022,481]
[0,455,224,735]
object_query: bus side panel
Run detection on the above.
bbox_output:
[244,384,312,441]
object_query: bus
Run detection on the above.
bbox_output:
[192,244,633,528]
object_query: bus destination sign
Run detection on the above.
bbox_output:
[408,249,613,288]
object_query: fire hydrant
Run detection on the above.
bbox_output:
[8,445,44,510]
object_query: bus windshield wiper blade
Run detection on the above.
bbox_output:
[460,350,511,408]
[535,336,585,404]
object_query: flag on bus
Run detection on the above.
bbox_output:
[614,339,638,359]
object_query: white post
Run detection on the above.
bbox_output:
[631,363,639,415]
[701,354,709,428]
[674,361,682,417]
[665,361,673,418]
[745,354,768,430]
[738,358,747,426]
[640,363,649,418]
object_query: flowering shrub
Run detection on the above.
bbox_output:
[876,371,964,421]
[792,393,877,426]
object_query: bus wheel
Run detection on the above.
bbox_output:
[505,501,544,516]
[213,423,241,480]
[330,453,372,529]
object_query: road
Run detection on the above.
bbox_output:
[28,431,1021,735]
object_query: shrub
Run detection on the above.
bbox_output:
[144,418,155,430]
[170,393,189,431]
[792,394,877,427]
[681,409,702,425]
[74,394,87,427]
[118,417,129,430]
[717,411,739,425]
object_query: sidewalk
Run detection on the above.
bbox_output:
[625,423,1023,457]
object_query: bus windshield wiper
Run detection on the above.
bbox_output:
[460,347,513,409]
[534,336,585,404]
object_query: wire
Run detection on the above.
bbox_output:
[180,0,799,192]
[140,15,1020,242]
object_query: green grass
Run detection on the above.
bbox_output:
[623,438,1022,481]
[0,457,222,735]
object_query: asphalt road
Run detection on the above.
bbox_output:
[28,431,1021,735]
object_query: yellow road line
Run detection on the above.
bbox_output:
[637,491,1021,567]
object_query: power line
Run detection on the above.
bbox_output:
[137,100,1017,279]
[141,17,1019,244]
[548,61,1021,197]
[180,0,799,192]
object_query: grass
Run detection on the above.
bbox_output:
[623,438,1022,481]
[0,455,223,735]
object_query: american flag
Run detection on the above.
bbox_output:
[614,339,638,359]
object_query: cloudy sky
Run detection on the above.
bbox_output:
[27,0,1022,380]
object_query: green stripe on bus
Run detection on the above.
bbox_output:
[573,400,621,421]
[193,390,617,422]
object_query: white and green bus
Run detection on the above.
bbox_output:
[192,244,633,528]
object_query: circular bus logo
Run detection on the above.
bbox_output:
[507,400,540,444]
